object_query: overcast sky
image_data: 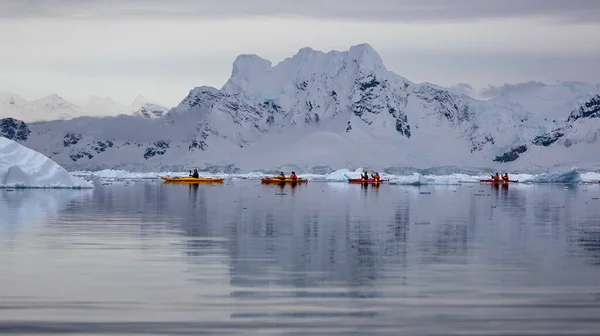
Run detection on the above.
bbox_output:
[1,0,599,107]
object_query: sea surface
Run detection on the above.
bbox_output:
[1,180,600,335]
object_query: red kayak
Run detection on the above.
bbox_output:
[480,179,518,183]
[348,178,388,184]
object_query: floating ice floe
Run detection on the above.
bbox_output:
[69,166,600,185]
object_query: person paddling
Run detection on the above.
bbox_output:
[493,173,500,181]
[290,171,298,180]
[373,172,380,181]
[190,169,199,178]
[277,172,286,180]
[502,173,509,181]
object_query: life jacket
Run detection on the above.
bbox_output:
[502,175,509,181]
[277,174,285,179]
[290,174,298,180]
[374,174,380,180]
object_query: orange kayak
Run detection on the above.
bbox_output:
[162,177,224,183]
[479,179,518,183]
[348,178,388,183]
[261,177,307,184]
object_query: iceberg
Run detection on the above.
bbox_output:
[0,137,92,188]
[388,173,431,185]
[516,167,582,183]
[581,172,600,183]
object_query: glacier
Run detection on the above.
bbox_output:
[0,137,93,188]
[3,44,600,173]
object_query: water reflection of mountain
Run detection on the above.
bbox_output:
[34,182,600,285]
[226,196,387,290]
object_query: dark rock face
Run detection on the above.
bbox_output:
[494,145,528,163]
[352,74,411,138]
[567,95,600,122]
[69,150,94,162]
[0,118,30,141]
[144,140,170,160]
[463,124,495,153]
[413,86,473,125]
[470,134,495,153]
[531,128,567,147]
[189,139,207,151]
[91,140,114,153]
[63,133,82,147]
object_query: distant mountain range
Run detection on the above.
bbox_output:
[1,43,599,173]
[0,92,169,122]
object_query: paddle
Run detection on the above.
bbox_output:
[485,169,494,178]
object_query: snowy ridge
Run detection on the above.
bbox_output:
[0,93,171,122]
[6,44,600,172]
[0,137,92,188]
[132,96,170,119]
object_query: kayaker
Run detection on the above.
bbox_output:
[191,169,199,178]
[374,172,380,181]
[502,173,509,181]
[277,172,286,180]
[362,171,369,180]
[290,171,298,180]
[493,173,500,181]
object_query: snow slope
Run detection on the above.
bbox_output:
[0,137,92,188]
[6,44,600,173]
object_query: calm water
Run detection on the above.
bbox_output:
[1,180,600,335]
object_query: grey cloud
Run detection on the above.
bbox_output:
[479,81,549,99]
[2,0,600,23]
[451,83,476,97]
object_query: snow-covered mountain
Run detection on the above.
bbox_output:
[3,44,600,173]
[82,95,129,118]
[0,93,83,122]
[0,93,170,122]
[132,96,170,119]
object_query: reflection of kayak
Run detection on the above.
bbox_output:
[348,178,388,183]
[479,179,518,183]
[261,178,307,184]
[161,177,224,183]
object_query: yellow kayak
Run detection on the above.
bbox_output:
[161,177,224,183]
[261,177,307,184]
